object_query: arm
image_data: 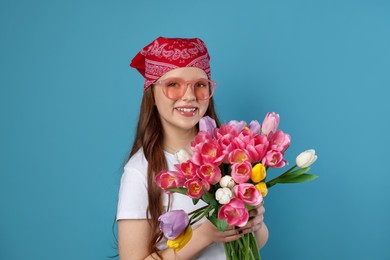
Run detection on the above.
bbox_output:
[118,218,247,260]
[118,219,182,260]
[175,219,245,259]
[255,221,269,249]
[118,219,153,259]
[176,212,268,259]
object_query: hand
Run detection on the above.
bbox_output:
[198,201,265,243]
[236,201,265,236]
[198,219,244,244]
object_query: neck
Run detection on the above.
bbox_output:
[163,126,197,154]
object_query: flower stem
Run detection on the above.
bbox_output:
[223,233,260,260]
[188,205,208,216]
[190,205,212,225]
[223,243,232,260]
[266,164,297,188]
[245,234,249,260]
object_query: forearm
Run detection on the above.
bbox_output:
[175,222,214,259]
[255,222,269,249]
[144,223,214,260]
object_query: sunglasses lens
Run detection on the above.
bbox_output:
[161,78,214,100]
[162,78,186,100]
[193,79,212,100]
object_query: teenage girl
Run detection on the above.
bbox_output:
[117,37,268,259]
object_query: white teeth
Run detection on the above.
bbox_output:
[176,108,196,112]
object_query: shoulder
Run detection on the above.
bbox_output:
[117,149,149,219]
[121,149,148,181]
[124,149,178,171]
[125,149,148,171]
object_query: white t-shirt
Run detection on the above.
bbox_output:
[117,149,225,259]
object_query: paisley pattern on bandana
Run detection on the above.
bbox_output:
[130,37,211,90]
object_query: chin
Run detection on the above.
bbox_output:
[175,116,202,129]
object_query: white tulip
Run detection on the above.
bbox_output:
[175,149,191,163]
[296,149,318,168]
[215,187,233,204]
[219,175,235,188]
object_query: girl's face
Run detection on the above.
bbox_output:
[153,67,210,133]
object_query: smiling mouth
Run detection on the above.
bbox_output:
[176,107,197,112]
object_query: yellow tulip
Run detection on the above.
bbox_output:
[255,182,268,197]
[251,163,266,183]
[166,226,193,252]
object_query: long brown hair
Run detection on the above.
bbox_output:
[129,86,220,254]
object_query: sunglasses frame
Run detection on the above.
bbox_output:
[155,77,217,101]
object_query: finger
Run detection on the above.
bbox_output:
[241,215,264,231]
[249,206,265,218]
[238,222,263,235]
[255,200,264,208]
[217,230,245,243]
[238,218,264,234]
[219,227,242,238]
[213,230,239,243]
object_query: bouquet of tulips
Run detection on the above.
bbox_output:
[155,112,318,259]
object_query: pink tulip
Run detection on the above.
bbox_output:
[246,134,269,162]
[231,160,252,183]
[228,149,249,164]
[218,135,237,163]
[233,183,263,206]
[213,124,239,159]
[197,163,222,185]
[199,116,217,138]
[232,131,254,150]
[192,141,224,166]
[155,170,186,190]
[262,112,280,135]
[215,125,239,161]
[190,131,213,151]
[184,178,209,199]
[158,210,189,240]
[175,161,198,179]
[268,130,291,153]
[218,198,249,227]
[262,150,287,168]
[215,124,239,140]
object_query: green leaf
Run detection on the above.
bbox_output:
[189,207,207,222]
[166,187,187,195]
[216,219,228,231]
[266,167,311,188]
[201,186,218,207]
[280,167,311,180]
[246,205,255,211]
[209,215,228,231]
[202,193,213,203]
[208,215,217,226]
[192,198,200,205]
[277,174,318,184]
[208,199,217,208]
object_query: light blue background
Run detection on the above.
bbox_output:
[1,0,389,259]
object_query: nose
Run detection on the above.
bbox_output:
[181,83,196,101]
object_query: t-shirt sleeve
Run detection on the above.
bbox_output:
[116,165,148,220]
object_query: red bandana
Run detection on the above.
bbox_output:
[130,37,211,90]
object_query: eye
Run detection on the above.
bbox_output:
[194,80,208,88]
[166,81,180,88]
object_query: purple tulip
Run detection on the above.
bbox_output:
[199,116,217,137]
[249,120,261,133]
[158,210,189,240]
[228,120,247,132]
